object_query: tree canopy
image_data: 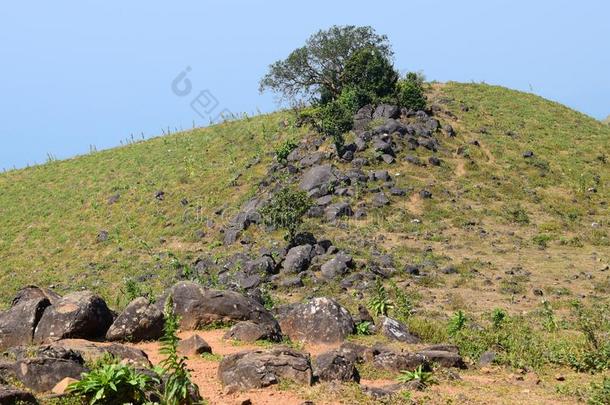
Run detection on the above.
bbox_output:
[259,25,393,103]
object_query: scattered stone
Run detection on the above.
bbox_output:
[419,189,432,199]
[282,244,313,274]
[324,202,353,221]
[428,156,442,166]
[155,190,165,200]
[372,351,428,372]
[444,124,456,137]
[224,321,282,343]
[380,154,395,164]
[96,230,109,242]
[178,335,212,356]
[479,350,496,366]
[373,104,400,120]
[218,348,312,393]
[389,187,406,196]
[12,350,87,392]
[416,350,466,368]
[299,164,337,193]
[523,150,535,158]
[372,192,390,207]
[277,297,354,343]
[11,286,61,307]
[320,253,353,280]
[107,193,120,205]
[34,291,114,344]
[405,155,422,166]
[405,264,421,275]
[313,350,359,382]
[106,297,164,342]
[378,316,420,343]
[353,105,374,130]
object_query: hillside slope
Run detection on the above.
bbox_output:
[1,82,607,307]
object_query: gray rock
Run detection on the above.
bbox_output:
[0,297,50,351]
[178,335,212,356]
[11,347,87,392]
[157,282,280,333]
[33,291,114,344]
[353,105,374,130]
[223,321,282,343]
[106,297,164,342]
[416,350,466,369]
[428,156,442,166]
[373,104,400,120]
[372,192,390,207]
[299,165,337,193]
[324,202,353,221]
[378,316,420,343]
[0,385,38,404]
[372,351,428,372]
[218,348,312,393]
[282,244,313,274]
[313,350,359,382]
[11,286,60,307]
[277,298,354,344]
[320,253,353,280]
[419,189,432,199]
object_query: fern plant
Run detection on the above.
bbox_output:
[159,296,199,405]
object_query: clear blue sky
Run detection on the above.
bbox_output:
[1,1,608,170]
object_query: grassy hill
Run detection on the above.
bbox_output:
[603,115,610,125]
[2,82,610,403]
[1,82,608,309]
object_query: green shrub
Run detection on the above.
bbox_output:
[68,362,154,404]
[447,310,467,337]
[342,47,398,102]
[491,308,507,329]
[275,138,298,163]
[395,72,426,110]
[315,99,353,152]
[259,186,312,243]
[396,365,436,387]
[589,377,610,405]
[355,321,373,336]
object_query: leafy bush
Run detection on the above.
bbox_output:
[259,25,392,103]
[68,362,154,404]
[275,138,298,163]
[491,308,507,329]
[260,186,313,243]
[315,99,353,152]
[368,278,393,316]
[159,296,199,404]
[342,47,398,103]
[395,72,426,111]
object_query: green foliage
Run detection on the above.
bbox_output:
[259,25,392,102]
[396,365,436,387]
[159,296,198,405]
[314,98,353,152]
[541,300,558,332]
[68,362,154,405]
[447,310,467,337]
[505,204,530,224]
[368,278,393,316]
[259,186,312,243]
[395,72,426,110]
[389,280,414,321]
[342,47,398,103]
[565,300,610,373]
[355,321,373,336]
[275,138,298,163]
[491,308,507,329]
[589,377,610,405]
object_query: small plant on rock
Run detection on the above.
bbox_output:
[275,138,298,163]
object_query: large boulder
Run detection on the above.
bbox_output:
[416,350,466,369]
[11,346,87,392]
[218,348,312,393]
[313,350,359,382]
[0,297,50,351]
[106,297,164,342]
[281,245,312,274]
[0,385,38,404]
[276,297,354,344]
[320,253,353,280]
[33,291,114,343]
[158,282,280,333]
[373,104,400,120]
[29,340,152,368]
[11,286,61,307]
[324,202,353,221]
[353,105,373,130]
